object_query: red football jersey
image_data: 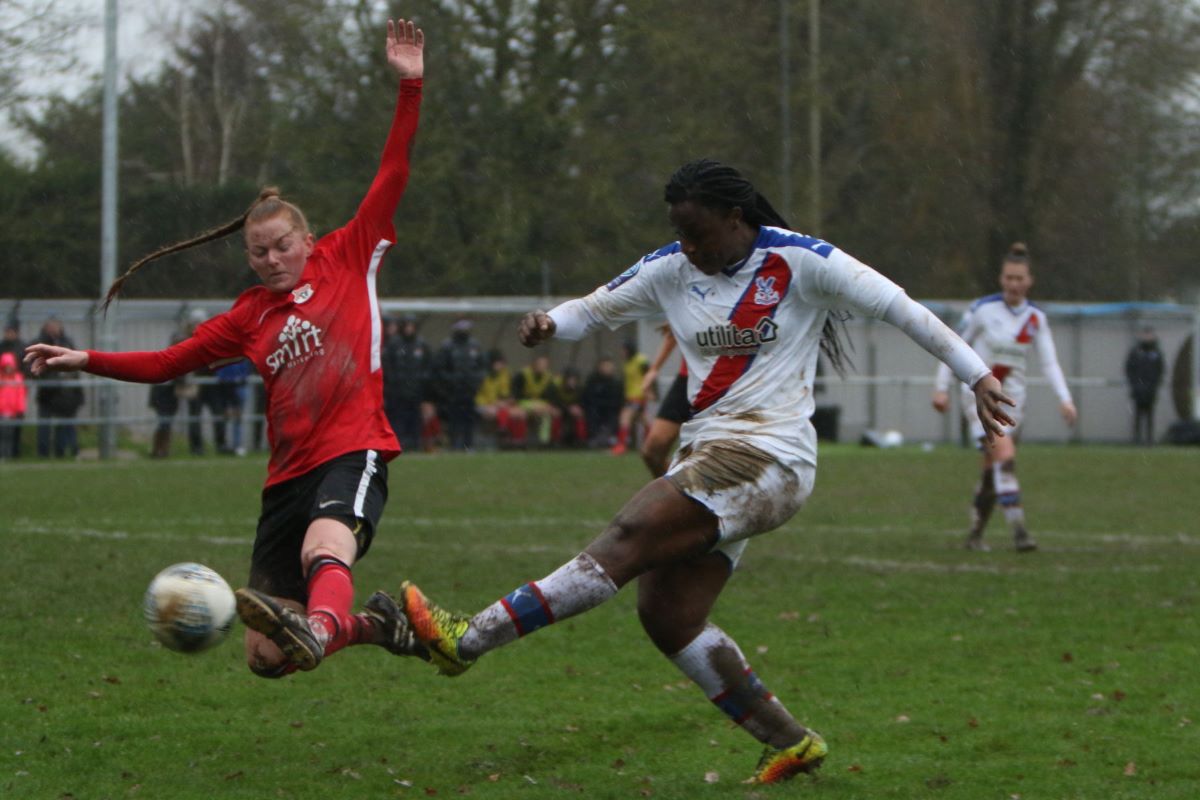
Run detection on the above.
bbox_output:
[87,80,423,486]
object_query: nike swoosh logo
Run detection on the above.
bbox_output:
[318,500,342,509]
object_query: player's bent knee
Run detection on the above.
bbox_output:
[590,519,653,583]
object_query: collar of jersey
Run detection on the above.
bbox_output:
[721,227,769,277]
[1004,299,1029,315]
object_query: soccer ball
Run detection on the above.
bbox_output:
[143,562,236,653]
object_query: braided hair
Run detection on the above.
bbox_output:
[664,159,851,375]
[101,187,309,312]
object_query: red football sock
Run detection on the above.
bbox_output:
[306,556,354,655]
[616,425,629,446]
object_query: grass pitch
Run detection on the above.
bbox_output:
[1,444,1198,799]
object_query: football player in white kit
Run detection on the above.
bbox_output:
[932,243,1077,552]
[387,160,1013,783]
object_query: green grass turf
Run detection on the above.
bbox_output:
[1,444,1198,799]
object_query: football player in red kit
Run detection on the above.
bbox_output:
[25,18,428,678]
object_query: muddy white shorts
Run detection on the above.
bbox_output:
[664,436,815,567]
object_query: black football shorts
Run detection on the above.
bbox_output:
[248,449,388,602]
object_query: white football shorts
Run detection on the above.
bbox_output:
[664,435,815,567]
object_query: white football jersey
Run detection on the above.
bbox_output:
[934,294,1072,409]
[556,227,905,466]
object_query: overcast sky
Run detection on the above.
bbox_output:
[1,0,178,159]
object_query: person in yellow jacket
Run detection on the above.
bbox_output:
[512,354,562,446]
[611,339,650,455]
[475,350,526,447]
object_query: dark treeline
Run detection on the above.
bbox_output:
[2,0,1198,301]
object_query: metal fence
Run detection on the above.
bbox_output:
[2,297,1197,455]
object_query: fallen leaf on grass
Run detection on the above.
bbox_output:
[1124,762,1136,777]
[847,764,863,773]
[896,714,911,723]
[777,611,800,621]
[703,771,719,783]
[1112,690,1127,702]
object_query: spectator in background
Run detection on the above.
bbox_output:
[1,322,28,458]
[581,356,623,448]
[0,322,25,364]
[382,313,434,452]
[33,316,83,458]
[611,339,650,455]
[1125,325,1165,446]
[0,352,27,459]
[555,368,588,448]
[512,354,562,447]
[216,358,252,456]
[147,375,179,458]
[476,350,524,448]
[187,310,228,456]
[434,318,486,450]
[147,315,196,458]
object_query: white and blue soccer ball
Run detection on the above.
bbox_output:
[143,562,236,653]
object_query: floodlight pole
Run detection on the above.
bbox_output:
[1193,306,1200,422]
[98,0,119,458]
[779,0,791,220]
[808,0,821,236]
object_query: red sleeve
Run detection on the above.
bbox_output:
[350,79,423,242]
[86,311,244,383]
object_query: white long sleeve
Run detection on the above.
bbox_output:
[1035,323,1073,404]
[933,305,978,392]
[546,298,601,341]
[883,293,990,389]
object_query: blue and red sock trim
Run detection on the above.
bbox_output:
[499,582,555,637]
[708,668,773,724]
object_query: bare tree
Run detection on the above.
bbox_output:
[0,0,85,135]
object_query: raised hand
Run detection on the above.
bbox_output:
[387,18,425,80]
[518,311,556,348]
[24,343,88,376]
